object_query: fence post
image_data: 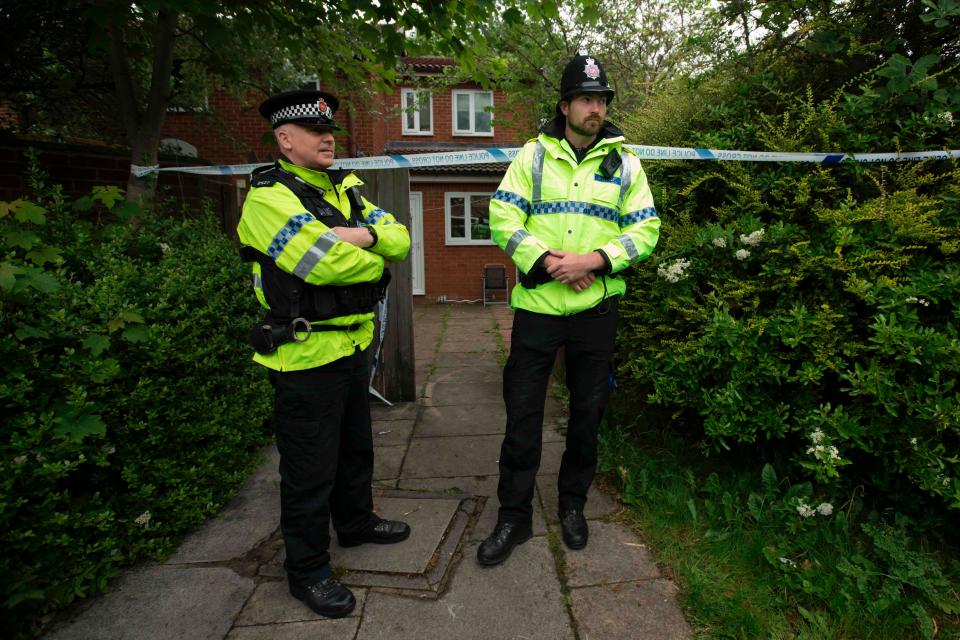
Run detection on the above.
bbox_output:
[360,168,416,402]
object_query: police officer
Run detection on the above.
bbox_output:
[478,55,660,565]
[237,89,411,617]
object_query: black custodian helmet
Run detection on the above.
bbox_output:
[559,54,615,104]
[258,89,341,130]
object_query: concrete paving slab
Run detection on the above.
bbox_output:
[246,444,281,488]
[372,419,414,446]
[235,582,367,626]
[370,402,419,421]
[423,381,503,406]
[415,404,505,437]
[398,475,497,496]
[433,352,493,368]
[331,497,461,573]
[44,565,253,640]
[166,487,279,564]
[356,539,574,640]
[543,420,566,442]
[536,478,621,523]
[537,440,566,477]
[563,521,660,587]
[373,446,405,481]
[439,338,499,353]
[395,475,548,540]
[227,619,360,640]
[402,435,502,478]
[570,580,693,640]
[428,365,502,384]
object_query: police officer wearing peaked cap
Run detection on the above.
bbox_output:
[478,55,661,565]
[237,89,412,618]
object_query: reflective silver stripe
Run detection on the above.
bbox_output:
[292,231,339,279]
[252,273,262,290]
[619,234,638,260]
[618,152,632,211]
[505,229,530,257]
[532,142,545,204]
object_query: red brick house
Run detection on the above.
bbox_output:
[162,57,534,302]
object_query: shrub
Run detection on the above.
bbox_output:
[0,159,271,638]
[610,11,960,635]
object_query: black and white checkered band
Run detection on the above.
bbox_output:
[270,102,333,126]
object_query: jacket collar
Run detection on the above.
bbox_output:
[539,115,625,144]
[277,156,360,190]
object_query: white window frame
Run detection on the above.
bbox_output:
[401,88,433,135]
[451,90,494,136]
[445,192,496,245]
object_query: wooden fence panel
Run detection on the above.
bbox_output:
[359,168,416,403]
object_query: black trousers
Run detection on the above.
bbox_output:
[497,298,619,525]
[268,347,375,587]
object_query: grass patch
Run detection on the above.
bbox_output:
[598,403,960,640]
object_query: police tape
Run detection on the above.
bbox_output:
[130,145,960,176]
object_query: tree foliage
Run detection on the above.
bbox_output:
[0,0,520,203]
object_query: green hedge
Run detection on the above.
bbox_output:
[609,9,960,634]
[0,163,271,639]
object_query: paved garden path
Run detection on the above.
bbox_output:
[44,303,692,640]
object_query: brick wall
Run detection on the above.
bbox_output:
[162,91,276,165]
[353,83,533,153]
[411,179,515,302]
[0,139,240,234]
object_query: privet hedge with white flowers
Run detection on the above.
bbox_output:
[610,10,959,632]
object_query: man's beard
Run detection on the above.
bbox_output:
[569,118,601,138]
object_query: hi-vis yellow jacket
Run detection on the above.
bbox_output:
[237,158,409,371]
[489,119,660,316]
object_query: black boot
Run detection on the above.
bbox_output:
[289,577,356,618]
[559,509,588,550]
[338,516,411,547]
[477,521,533,566]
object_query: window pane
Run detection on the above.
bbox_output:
[470,195,491,240]
[456,94,471,131]
[418,92,431,130]
[404,92,416,130]
[450,197,465,238]
[474,92,492,133]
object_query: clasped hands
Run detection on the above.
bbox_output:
[543,250,605,293]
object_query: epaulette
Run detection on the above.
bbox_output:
[250,164,282,188]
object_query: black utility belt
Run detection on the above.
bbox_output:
[249,317,362,355]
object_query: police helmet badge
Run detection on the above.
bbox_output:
[317,97,332,119]
[583,58,601,80]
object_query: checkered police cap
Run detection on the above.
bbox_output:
[258,89,341,130]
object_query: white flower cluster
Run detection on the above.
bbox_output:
[796,500,834,518]
[740,228,766,246]
[807,443,841,462]
[657,258,691,283]
[159,242,171,253]
[735,249,751,261]
[905,296,930,307]
[712,237,727,248]
[939,111,954,126]
[778,556,797,568]
[807,429,841,462]
[135,511,152,526]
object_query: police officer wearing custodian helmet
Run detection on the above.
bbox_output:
[479,55,661,565]
[237,89,411,618]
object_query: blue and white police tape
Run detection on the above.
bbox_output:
[130,145,960,176]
